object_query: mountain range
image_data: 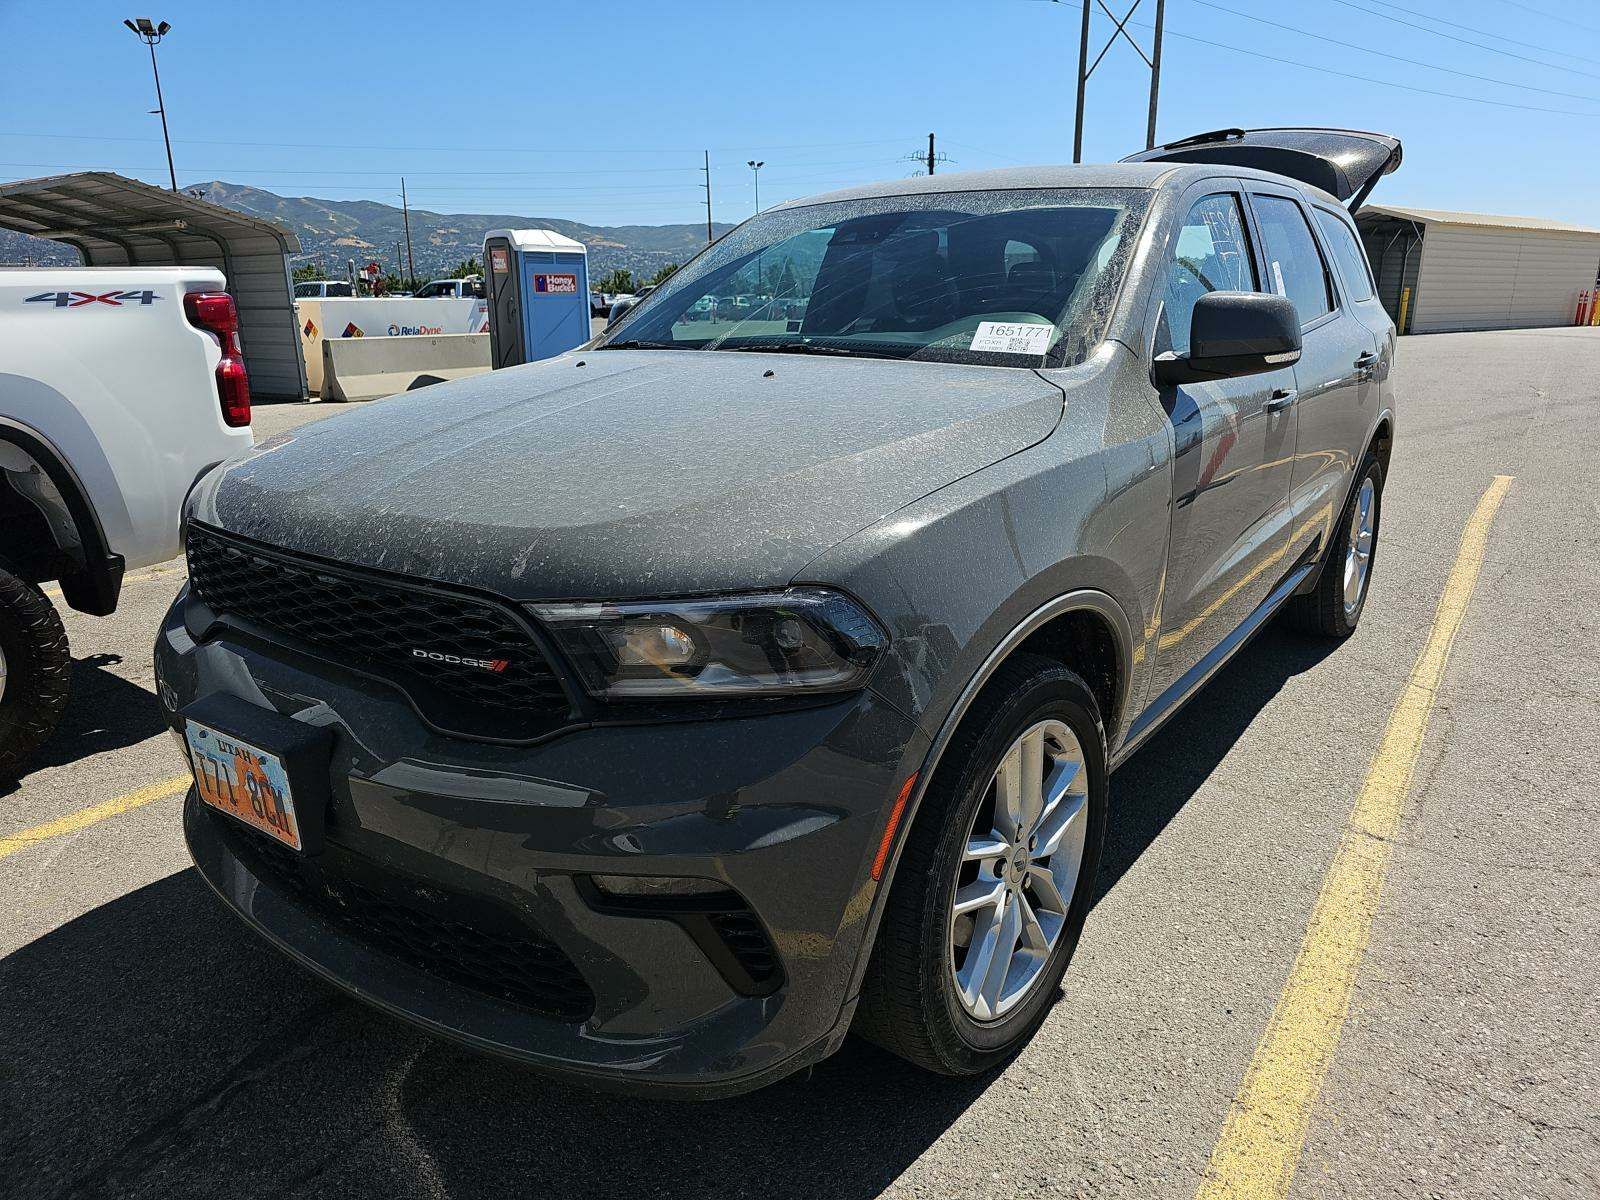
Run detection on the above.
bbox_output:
[0,180,736,281]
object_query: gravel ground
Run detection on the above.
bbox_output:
[3,328,1596,1199]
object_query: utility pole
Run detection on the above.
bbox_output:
[703,150,714,243]
[1146,0,1166,150]
[1068,0,1166,160]
[903,135,951,176]
[124,18,178,190]
[400,177,417,288]
[746,160,764,214]
[1073,0,1091,163]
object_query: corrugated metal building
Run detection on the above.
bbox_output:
[1357,204,1600,334]
[0,172,307,399]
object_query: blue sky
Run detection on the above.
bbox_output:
[5,0,1600,226]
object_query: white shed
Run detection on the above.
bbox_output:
[1357,205,1600,334]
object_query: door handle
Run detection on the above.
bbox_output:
[1354,351,1379,374]
[1265,387,1297,412]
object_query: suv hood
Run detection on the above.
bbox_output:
[198,350,1065,599]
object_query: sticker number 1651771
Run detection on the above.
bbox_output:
[184,721,302,851]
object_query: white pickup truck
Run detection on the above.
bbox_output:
[0,267,254,776]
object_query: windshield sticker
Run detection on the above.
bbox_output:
[971,321,1053,355]
[1270,260,1287,296]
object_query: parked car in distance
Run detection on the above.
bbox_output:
[604,292,636,325]
[158,127,1399,1097]
[292,280,354,299]
[1,266,253,776]
[413,276,484,299]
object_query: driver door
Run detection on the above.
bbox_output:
[1149,184,1299,696]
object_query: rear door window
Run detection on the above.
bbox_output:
[1313,208,1375,302]
[1250,194,1334,326]
[1163,193,1258,356]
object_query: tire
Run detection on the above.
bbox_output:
[1286,451,1384,639]
[0,567,71,780]
[854,653,1109,1076]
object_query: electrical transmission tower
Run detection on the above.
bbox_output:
[1068,0,1167,162]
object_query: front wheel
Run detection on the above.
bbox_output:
[1286,452,1384,638]
[854,653,1109,1076]
[0,567,71,780]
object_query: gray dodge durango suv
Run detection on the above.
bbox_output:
[157,127,1399,1097]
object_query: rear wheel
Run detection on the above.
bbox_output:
[1287,452,1383,638]
[855,653,1108,1076]
[0,567,71,780]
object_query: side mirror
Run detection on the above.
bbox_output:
[1153,291,1301,386]
[606,296,637,327]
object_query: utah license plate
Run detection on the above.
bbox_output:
[184,719,302,851]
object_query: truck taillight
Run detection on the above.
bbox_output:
[183,290,251,427]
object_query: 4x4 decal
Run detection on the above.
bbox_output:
[25,290,161,308]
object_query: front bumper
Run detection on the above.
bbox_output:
[157,590,924,1098]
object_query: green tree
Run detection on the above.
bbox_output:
[292,263,329,283]
[447,256,481,278]
[649,262,680,287]
[596,268,636,294]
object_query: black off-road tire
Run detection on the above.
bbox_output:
[0,567,71,780]
[1285,452,1384,638]
[854,653,1109,1076]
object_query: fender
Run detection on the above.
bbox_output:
[842,585,1135,1008]
[0,417,124,614]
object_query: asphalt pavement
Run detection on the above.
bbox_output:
[3,329,1596,1199]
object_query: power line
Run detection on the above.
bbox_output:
[1322,0,1600,81]
[1486,0,1600,36]
[1188,0,1600,102]
[0,130,919,156]
[1092,5,1600,117]
[0,162,890,200]
[940,139,1031,164]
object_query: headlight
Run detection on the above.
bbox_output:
[528,588,887,699]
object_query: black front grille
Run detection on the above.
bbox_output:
[215,813,595,1023]
[186,525,571,738]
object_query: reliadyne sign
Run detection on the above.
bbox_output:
[296,297,489,392]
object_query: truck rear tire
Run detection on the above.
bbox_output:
[0,567,71,780]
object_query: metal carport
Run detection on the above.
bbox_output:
[1357,204,1600,334]
[0,172,307,399]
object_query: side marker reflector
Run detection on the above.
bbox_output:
[871,772,919,881]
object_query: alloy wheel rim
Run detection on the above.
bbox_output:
[1343,477,1377,616]
[948,718,1089,1023]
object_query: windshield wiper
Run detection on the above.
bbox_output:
[720,341,861,357]
[599,339,683,350]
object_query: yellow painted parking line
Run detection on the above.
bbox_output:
[0,774,190,860]
[1195,474,1514,1200]
[42,562,186,601]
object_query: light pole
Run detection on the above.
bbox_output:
[124,18,178,190]
[747,160,764,214]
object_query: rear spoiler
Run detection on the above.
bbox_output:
[1121,127,1403,213]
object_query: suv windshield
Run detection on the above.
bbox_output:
[597,187,1151,367]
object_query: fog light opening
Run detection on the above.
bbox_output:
[590,873,730,900]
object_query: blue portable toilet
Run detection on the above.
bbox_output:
[482,228,591,368]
